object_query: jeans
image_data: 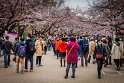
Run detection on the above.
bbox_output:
[81,51,89,67]
[16,56,24,72]
[44,46,47,55]
[0,47,2,56]
[53,47,56,55]
[25,54,33,70]
[96,59,103,77]
[3,52,10,67]
[66,63,76,76]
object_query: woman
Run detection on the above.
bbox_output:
[64,37,79,79]
[35,36,43,67]
[93,39,106,79]
[59,38,67,67]
[103,40,111,67]
[111,38,123,70]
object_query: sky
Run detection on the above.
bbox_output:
[64,0,91,10]
[63,0,101,10]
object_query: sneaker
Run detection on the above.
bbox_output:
[30,70,33,72]
[36,65,40,67]
[39,64,43,66]
[98,76,101,79]
[16,70,19,73]
[20,71,24,74]
[24,69,28,72]
[4,66,8,68]
[71,75,75,78]
[64,75,68,79]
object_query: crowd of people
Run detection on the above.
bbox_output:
[0,33,124,79]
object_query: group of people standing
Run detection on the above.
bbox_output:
[53,34,124,79]
[0,34,47,74]
[0,33,124,79]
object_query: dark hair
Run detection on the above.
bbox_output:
[70,37,76,42]
[80,36,82,39]
[61,37,65,42]
[28,34,31,38]
[103,40,107,44]
[20,37,24,41]
[15,37,19,41]
[108,37,112,42]
[115,38,119,42]
[5,36,9,40]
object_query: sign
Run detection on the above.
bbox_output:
[4,34,18,42]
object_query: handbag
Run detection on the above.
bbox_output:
[65,44,76,61]
[96,54,102,59]
[96,45,103,59]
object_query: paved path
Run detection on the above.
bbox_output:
[0,51,124,83]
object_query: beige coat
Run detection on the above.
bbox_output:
[119,41,124,59]
[35,40,43,56]
[111,43,122,59]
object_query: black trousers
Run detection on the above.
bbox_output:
[114,59,122,69]
[25,55,33,70]
[56,50,59,59]
[36,56,42,65]
[60,57,65,67]
[96,59,103,77]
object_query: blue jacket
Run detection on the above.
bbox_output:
[93,44,106,59]
[78,38,89,53]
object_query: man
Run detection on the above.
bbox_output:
[1,36,13,68]
[15,37,27,74]
[78,34,89,67]
[25,35,36,72]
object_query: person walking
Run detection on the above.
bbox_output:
[59,38,67,67]
[0,38,3,56]
[51,39,56,56]
[111,38,123,70]
[55,38,61,59]
[93,39,106,79]
[1,36,13,68]
[15,38,27,74]
[35,36,43,67]
[88,38,96,63]
[64,37,79,79]
[24,35,36,72]
[103,40,111,67]
[78,34,89,67]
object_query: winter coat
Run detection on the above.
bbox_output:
[35,40,43,56]
[66,42,79,63]
[93,44,106,59]
[59,41,67,52]
[55,40,61,51]
[89,41,96,53]
[1,40,13,53]
[111,42,122,59]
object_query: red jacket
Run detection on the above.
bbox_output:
[66,42,79,63]
[59,42,67,52]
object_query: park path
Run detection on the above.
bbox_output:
[0,51,124,83]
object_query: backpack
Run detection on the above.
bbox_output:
[28,41,36,54]
[82,39,89,53]
[91,42,96,52]
[18,43,26,57]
